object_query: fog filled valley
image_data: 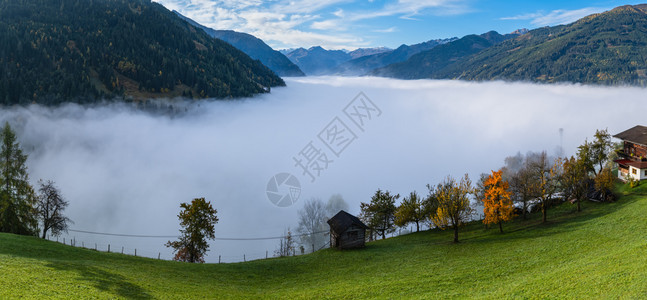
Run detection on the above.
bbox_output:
[2,76,645,262]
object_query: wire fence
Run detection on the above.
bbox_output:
[47,228,337,263]
[46,224,434,263]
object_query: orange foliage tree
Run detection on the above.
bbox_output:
[482,170,514,233]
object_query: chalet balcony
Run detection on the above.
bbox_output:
[615,149,647,161]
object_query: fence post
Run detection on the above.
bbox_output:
[312,244,315,253]
[158,252,160,260]
[108,244,110,253]
[219,255,221,264]
[135,249,137,257]
[244,254,246,262]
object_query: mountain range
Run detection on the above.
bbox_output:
[284,46,352,75]
[174,12,305,77]
[0,0,284,105]
[333,38,458,76]
[282,40,458,75]
[2,1,647,105]
[373,31,521,78]
[279,4,647,86]
[428,4,647,84]
[375,4,647,85]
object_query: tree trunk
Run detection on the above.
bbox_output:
[522,202,528,220]
[542,202,547,223]
[415,221,419,232]
[453,226,459,243]
[577,198,581,212]
[381,230,385,240]
[498,221,503,233]
[41,228,47,239]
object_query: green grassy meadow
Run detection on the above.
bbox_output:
[1,182,646,299]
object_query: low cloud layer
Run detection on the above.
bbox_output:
[1,77,644,262]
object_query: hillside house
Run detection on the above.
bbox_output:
[614,125,647,181]
[327,210,368,250]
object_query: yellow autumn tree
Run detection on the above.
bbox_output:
[482,169,514,233]
[428,174,473,243]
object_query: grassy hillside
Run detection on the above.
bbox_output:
[2,183,647,298]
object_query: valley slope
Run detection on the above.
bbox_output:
[0,0,284,105]
[378,5,647,85]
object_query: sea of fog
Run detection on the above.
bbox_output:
[1,76,645,262]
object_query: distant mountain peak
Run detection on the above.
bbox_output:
[174,11,304,77]
[510,28,529,35]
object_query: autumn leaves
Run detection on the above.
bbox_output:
[482,170,513,233]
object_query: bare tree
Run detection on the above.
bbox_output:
[275,227,296,257]
[529,152,562,223]
[36,180,72,239]
[504,153,539,220]
[296,198,328,253]
[325,194,349,217]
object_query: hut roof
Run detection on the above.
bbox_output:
[327,210,368,235]
[614,125,647,146]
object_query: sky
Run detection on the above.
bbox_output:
[153,0,646,50]
[4,78,645,262]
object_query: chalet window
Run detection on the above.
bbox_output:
[632,168,637,175]
[645,170,647,176]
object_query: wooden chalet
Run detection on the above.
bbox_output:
[614,125,647,181]
[327,210,368,250]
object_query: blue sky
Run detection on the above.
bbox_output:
[154,0,645,50]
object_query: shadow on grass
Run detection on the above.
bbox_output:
[0,235,152,299]
[44,261,153,299]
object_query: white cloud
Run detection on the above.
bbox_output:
[499,12,543,21]
[373,26,398,33]
[154,0,469,49]
[311,19,344,31]
[259,29,367,50]
[155,0,363,49]
[349,0,469,21]
[501,7,609,27]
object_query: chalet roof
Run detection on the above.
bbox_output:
[613,125,647,146]
[615,159,647,169]
[327,210,368,234]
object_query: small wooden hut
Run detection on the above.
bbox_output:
[327,210,368,249]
